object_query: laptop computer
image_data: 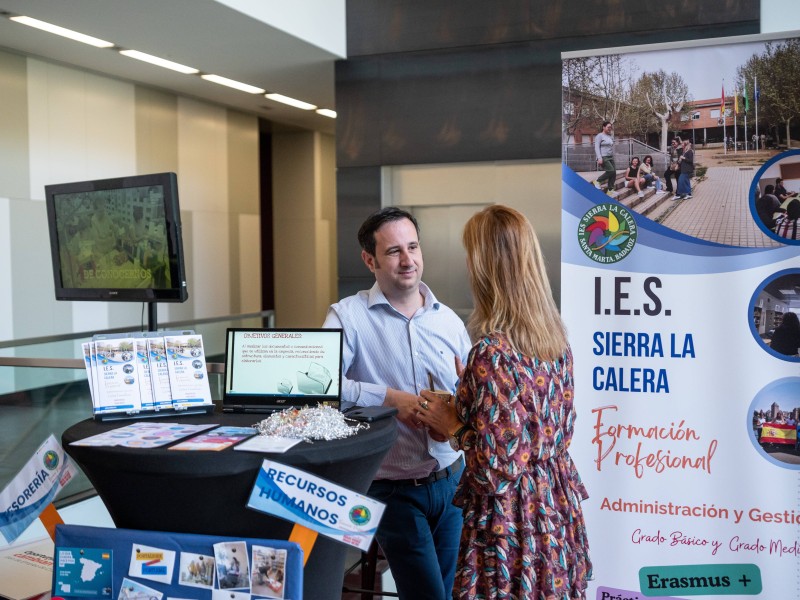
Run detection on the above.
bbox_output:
[222,327,344,413]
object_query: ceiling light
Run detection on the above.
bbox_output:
[201,74,265,94]
[265,93,317,110]
[119,49,198,74]
[778,289,797,295]
[9,15,114,48]
[316,109,337,119]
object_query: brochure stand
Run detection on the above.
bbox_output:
[87,330,215,422]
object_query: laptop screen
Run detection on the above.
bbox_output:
[223,328,343,413]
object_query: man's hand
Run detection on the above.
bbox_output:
[384,388,426,429]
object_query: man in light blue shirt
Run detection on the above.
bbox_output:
[324,207,470,600]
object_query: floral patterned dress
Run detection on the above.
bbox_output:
[452,334,591,600]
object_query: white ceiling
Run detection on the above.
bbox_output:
[0,0,343,134]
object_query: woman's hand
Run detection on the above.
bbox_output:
[416,390,463,438]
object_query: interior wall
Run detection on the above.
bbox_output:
[272,131,338,328]
[0,49,261,344]
[384,160,563,306]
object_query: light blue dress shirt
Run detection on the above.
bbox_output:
[323,281,471,480]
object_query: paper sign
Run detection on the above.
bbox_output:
[54,547,113,598]
[247,460,385,551]
[0,434,77,544]
[128,543,175,584]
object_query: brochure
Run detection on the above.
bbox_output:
[70,423,217,449]
[146,337,173,409]
[133,339,156,411]
[0,538,53,600]
[233,435,301,454]
[164,335,213,409]
[93,338,141,414]
[168,426,257,451]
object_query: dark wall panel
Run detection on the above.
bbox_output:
[336,166,382,297]
[338,0,759,168]
[337,42,561,166]
[347,0,759,56]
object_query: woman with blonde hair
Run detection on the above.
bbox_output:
[418,205,592,599]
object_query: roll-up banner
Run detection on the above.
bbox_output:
[562,31,800,599]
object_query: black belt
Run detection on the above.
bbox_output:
[379,456,464,487]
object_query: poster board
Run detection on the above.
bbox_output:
[562,31,800,599]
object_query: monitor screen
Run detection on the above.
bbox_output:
[45,172,188,302]
[222,328,344,413]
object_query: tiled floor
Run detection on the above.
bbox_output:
[660,164,780,247]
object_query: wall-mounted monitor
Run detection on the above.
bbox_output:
[45,172,188,303]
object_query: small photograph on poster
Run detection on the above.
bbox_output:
[213,541,250,590]
[118,577,164,600]
[748,377,800,468]
[178,552,215,588]
[251,545,287,599]
[748,271,800,361]
[751,150,800,243]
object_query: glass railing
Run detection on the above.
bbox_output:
[0,311,274,506]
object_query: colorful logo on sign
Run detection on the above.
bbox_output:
[43,450,59,470]
[349,505,371,526]
[577,203,637,263]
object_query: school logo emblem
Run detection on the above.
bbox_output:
[43,450,59,470]
[577,203,637,263]
[349,506,371,526]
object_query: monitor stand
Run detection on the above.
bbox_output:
[148,302,158,332]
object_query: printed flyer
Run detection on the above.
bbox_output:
[562,33,800,599]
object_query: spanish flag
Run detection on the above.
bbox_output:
[760,422,797,445]
[734,89,739,115]
[720,82,725,117]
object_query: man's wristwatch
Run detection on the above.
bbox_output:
[449,424,470,451]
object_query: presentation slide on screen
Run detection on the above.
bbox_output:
[562,33,800,599]
[226,330,341,398]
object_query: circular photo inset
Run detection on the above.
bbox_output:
[192,360,203,369]
[121,351,134,362]
[194,372,205,380]
[124,376,135,385]
[747,377,800,469]
[190,348,202,357]
[748,270,800,361]
[750,149,800,243]
[123,364,134,374]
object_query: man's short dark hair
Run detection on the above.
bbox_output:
[765,184,775,195]
[357,207,419,256]
[776,178,784,184]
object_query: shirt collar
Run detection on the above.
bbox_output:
[367,281,440,311]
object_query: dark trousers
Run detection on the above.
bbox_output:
[597,157,616,191]
[663,167,679,192]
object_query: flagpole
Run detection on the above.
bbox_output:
[734,88,738,155]
[755,76,759,151]
[722,80,727,155]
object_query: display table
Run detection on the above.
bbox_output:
[62,409,397,600]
